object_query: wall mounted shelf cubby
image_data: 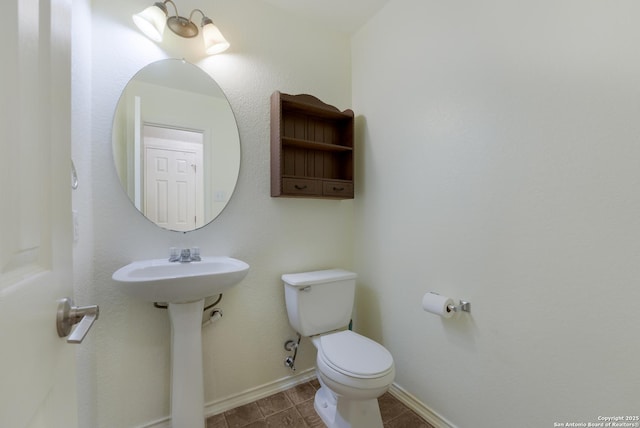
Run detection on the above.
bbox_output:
[271,91,355,199]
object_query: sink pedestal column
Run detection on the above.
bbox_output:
[168,300,205,428]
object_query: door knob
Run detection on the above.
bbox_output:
[56,297,99,344]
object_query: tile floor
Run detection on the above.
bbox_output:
[205,379,434,428]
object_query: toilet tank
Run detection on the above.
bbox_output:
[283,269,357,336]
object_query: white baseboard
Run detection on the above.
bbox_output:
[203,368,316,418]
[388,383,456,428]
[138,371,454,428]
[138,368,316,428]
[137,416,171,428]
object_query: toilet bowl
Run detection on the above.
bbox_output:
[282,269,395,428]
[311,331,395,428]
[313,331,394,399]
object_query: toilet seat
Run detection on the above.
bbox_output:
[318,331,394,379]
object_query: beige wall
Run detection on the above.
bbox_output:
[352,0,640,426]
[73,0,353,426]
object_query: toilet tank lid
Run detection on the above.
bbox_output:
[282,269,357,287]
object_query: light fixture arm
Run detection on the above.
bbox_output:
[187,9,217,29]
[163,0,180,18]
[188,8,207,25]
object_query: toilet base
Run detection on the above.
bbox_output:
[313,385,383,428]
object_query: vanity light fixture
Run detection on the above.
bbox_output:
[133,0,230,54]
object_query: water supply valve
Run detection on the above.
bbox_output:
[284,356,295,370]
[283,334,301,371]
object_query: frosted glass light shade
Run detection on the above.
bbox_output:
[133,4,167,42]
[202,22,230,55]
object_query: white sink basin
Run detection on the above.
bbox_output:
[112,256,249,303]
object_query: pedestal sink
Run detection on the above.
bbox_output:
[112,256,249,428]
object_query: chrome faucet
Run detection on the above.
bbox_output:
[169,247,201,263]
[179,248,192,262]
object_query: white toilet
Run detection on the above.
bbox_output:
[283,269,395,428]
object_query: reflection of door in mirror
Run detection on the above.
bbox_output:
[142,125,204,232]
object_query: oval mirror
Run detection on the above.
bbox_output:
[112,59,240,232]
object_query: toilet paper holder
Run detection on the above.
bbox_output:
[447,300,471,313]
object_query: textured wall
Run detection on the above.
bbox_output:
[352,0,640,426]
[74,0,353,426]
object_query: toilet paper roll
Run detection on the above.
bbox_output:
[422,292,455,318]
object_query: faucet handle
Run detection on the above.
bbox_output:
[191,247,201,261]
[169,247,180,262]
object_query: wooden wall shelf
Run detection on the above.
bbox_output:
[271,91,354,199]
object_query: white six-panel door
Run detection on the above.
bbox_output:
[143,126,205,231]
[0,0,77,427]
